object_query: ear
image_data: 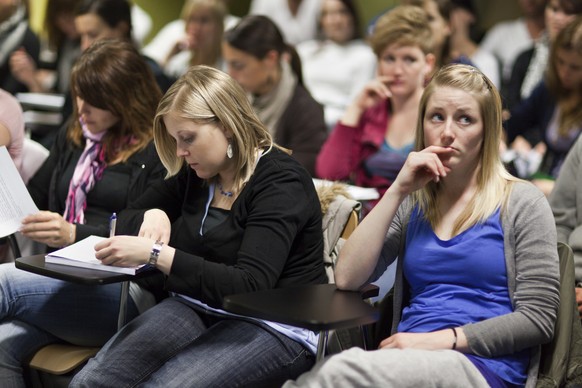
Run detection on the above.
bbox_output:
[424,53,436,75]
[443,21,452,39]
[218,122,233,138]
[115,21,130,39]
[262,49,280,68]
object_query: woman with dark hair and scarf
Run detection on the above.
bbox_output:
[0,39,165,387]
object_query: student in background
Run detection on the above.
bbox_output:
[479,0,547,89]
[285,64,560,388]
[74,0,173,93]
[402,0,500,88]
[160,0,227,78]
[315,6,435,212]
[223,15,327,175]
[504,15,582,196]
[142,0,239,67]
[448,0,501,89]
[69,65,327,387]
[297,0,377,131]
[147,0,233,75]
[10,0,81,95]
[0,40,165,387]
[0,0,40,94]
[506,0,582,110]
[249,0,322,45]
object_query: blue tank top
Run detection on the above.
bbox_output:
[364,140,413,182]
[398,206,529,387]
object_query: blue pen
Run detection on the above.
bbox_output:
[109,212,117,237]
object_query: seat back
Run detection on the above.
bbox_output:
[536,242,582,387]
[316,182,361,283]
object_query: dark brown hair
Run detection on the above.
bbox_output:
[44,0,81,50]
[68,39,162,163]
[225,15,304,85]
[75,0,133,40]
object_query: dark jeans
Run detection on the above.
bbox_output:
[0,263,140,388]
[71,297,315,387]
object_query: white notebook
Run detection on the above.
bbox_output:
[45,235,147,275]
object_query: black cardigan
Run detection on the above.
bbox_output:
[119,148,327,308]
[27,124,166,241]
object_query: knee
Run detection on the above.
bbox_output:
[0,263,17,285]
[69,363,97,388]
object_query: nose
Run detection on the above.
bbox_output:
[80,36,92,52]
[176,143,189,157]
[440,119,455,145]
[558,66,570,84]
[328,11,342,23]
[392,59,405,74]
[77,99,87,115]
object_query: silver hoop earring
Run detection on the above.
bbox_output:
[226,143,233,159]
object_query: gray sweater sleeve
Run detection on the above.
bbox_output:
[367,198,411,283]
[462,182,560,357]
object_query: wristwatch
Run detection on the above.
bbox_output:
[148,240,164,266]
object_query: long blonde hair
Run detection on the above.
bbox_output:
[412,64,520,235]
[181,0,225,68]
[154,65,285,191]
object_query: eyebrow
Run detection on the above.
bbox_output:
[426,106,477,113]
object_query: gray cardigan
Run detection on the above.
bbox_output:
[370,181,560,386]
[550,135,582,283]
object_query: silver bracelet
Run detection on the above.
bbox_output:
[148,240,163,266]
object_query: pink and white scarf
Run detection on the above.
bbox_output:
[63,120,107,224]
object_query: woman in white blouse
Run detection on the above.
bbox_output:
[297,0,376,131]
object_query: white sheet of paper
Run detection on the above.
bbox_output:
[47,235,106,263]
[0,146,39,238]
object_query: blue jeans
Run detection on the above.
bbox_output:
[0,263,139,388]
[71,297,315,387]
